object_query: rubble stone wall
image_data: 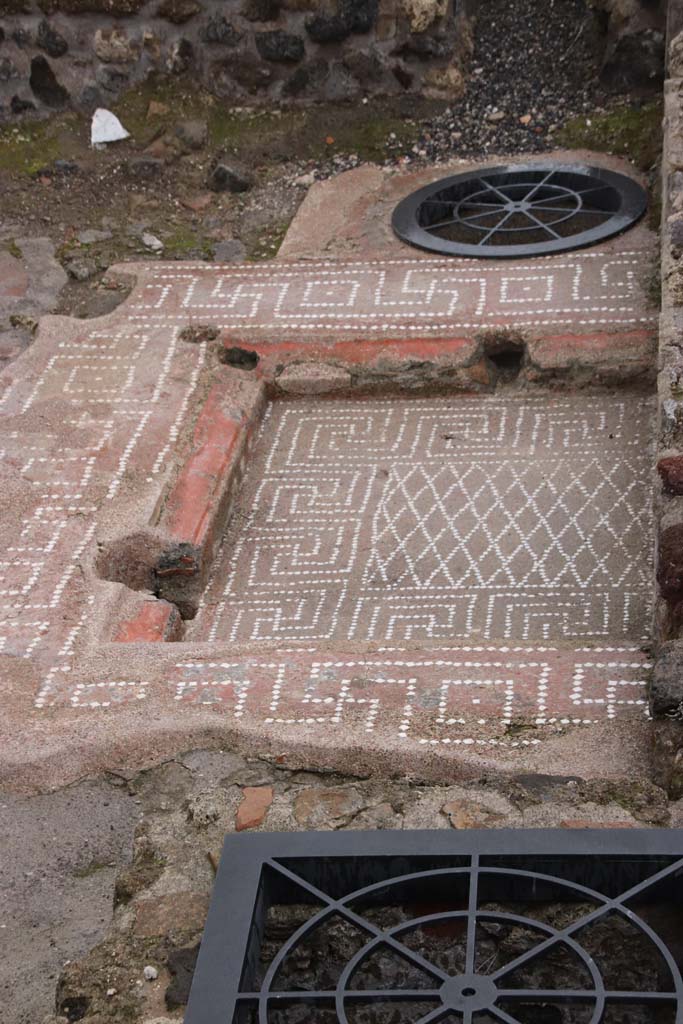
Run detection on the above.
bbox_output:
[655,6,683,648]
[649,0,683,789]
[0,0,474,118]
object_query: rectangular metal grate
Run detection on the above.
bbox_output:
[185,830,683,1024]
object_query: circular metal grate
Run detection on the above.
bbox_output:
[185,832,683,1024]
[254,863,681,1024]
[392,162,648,259]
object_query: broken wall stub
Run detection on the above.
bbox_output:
[648,0,683,792]
[0,0,474,118]
[655,14,683,647]
[0,0,667,119]
[589,0,667,91]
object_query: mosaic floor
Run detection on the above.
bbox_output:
[0,215,659,780]
[130,250,656,341]
[190,393,655,647]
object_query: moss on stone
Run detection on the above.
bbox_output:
[111,76,188,142]
[246,219,292,261]
[208,100,432,164]
[321,112,419,162]
[6,238,23,260]
[0,121,64,175]
[73,858,111,878]
[114,832,165,904]
[578,778,669,825]
[162,225,213,258]
[556,100,663,172]
[111,75,441,166]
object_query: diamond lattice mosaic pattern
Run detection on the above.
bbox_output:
[190,394,654,647]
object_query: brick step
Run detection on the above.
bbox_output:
[120,254,657,387]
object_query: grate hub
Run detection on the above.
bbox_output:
[392,162,648,259]
[439,974,497,1010]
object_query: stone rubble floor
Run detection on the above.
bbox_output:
[5,748,680,1024]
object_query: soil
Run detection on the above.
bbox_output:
[0,0,662,335]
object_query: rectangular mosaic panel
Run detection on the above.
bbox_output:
[189,393,655,647]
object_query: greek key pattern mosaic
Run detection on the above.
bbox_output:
[192,395,655,647]
[129,252,656,333]
[0,256,654,745]
[167,647,650,747]
[0,321,206,710]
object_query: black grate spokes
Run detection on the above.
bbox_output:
[244,860,683,1024]
[392,163,647,258]
[185,832,683,1024]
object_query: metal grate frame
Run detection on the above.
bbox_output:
[391,163,648,259]
[185,829,683,1024]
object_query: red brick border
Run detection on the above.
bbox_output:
[236,329,656,389]
[162,385,252,547]
[114,381,265,631]
[111,318,656,642]
[114,598,182,643]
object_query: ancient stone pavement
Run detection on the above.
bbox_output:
[0,155,659,792]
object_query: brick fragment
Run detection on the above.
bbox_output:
[235,786,273,831]
[114,599,182,642]
[658,522,683,599]
[658,455,683,494]
[560,820,636,829]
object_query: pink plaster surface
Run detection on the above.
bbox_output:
[277,152,656,262]
[0,237,657,790]
[127,249,656,344]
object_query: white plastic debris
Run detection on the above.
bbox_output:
[91,108,130,148]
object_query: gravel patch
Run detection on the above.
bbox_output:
[302,0,606,182]
[413,0,604,160]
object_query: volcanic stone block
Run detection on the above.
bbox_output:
[242,0,280,20]
[36,19,69,58]
[282,57,329,95]
[201,14,243,45]
[651,642,683,716]
[340,0,378,33]
[255,29,305,61]
[305,14,351,43]
[208,162,252,193]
